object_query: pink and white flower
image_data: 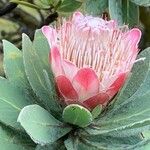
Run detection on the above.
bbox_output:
[42,12,141,110]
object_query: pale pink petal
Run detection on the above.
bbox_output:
[72,68,99,102]
[125,28,141,50]
[106,73,127,98]
[72,11,84,24]
[42,26,57,47]
[106,20,117,29]
[62,60,78,81]
[50,46,63,76]
[83,92,110,109]
[56,75,78,100]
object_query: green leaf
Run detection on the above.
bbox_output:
[34,0,52,8]
[130,0,150,6]
[0,18,19,39]
[0,77,30,129]
[3,40,29,88]
[138,130,150,150]
[34,1,50,9]
[3,40,37,104]
[33,30,57,100]
[109,0,123,25]
[109,0,139,27]
[63,104,93,128]
[33,30,51,74]
[32,30,52,79]
[22,33,62,116]
[11,0,47,10]
[85,48,150,135]
[18,105,71,145]
[83,0,108,16]
[57,0,82,12]
[36,140,66,150]
[104,121,150,137]
[64,136,78,150]
[65,134,142,150]
[0,126,35,150]
[122,0,139,27]
[91,105,102,119]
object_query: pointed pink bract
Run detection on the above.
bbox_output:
[56,75,78,100]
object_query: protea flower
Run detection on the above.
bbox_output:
[42,12,141,110]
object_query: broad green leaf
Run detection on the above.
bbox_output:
[57,0,82,12]
[33,29,50,69]
[3,40,28,88]
[36,140,66,150]
[18,105,71,145]
[18,5,42,22]
[33,30,58,101]
[130,0,150,6]
[64,136,78,150]
[0,126,35,150]
[3,40,36,104]
[122,0,139,27]
[63,104,93,128]
[83,0,108,16]
[138,130,150,150]
[0,18,19,39]
[91,105,102,119]
[0,77,30,129]
[134,139,150,150]
[43,70,58,101]
[34,0,52,8]
[103,121,150,137]
[22,34,62,116]
[65,134,142,150]
[85,48,150,135]
[109,0,123,25]
[109,0,139,27]
[11,0,44,10]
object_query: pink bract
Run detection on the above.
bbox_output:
[42,12,141,110]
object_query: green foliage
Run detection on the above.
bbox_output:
[109,0,123,25]
[57,0,82,12]
[109,0,139,27]
[18,105,71,145]
[91,105,103,119]
[0,77,31,130]
[64,134,143,150]
[36,140,66,150]
[63,104,93,128]
[22,33,62,117]
[130,0,150,6]
[3,40,29,88]
[122,1,139,27]
[34,0,52,8]
[0,18,19,39]
[11,0,46,10]
[83,0,108,16]
[0,126,35,150]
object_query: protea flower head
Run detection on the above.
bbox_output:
[42,12,141,110]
